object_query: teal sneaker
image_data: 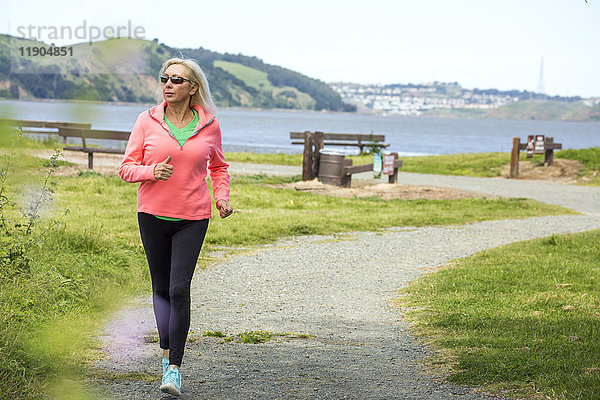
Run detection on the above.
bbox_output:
[160,366,182,396]
[162,357,169,375]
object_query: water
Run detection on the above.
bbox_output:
[1,99,599,155]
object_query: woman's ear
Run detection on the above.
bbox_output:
[190,84,198,96]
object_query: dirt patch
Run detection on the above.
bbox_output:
[272,179,499,200]
[500,159,588,183]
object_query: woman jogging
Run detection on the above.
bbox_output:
[119,57,233,396]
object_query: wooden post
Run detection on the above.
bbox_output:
[545,137,554,166]
[88,153,94,170]
[301,131,324,181]
[341,158,352,188]
[312,131,324,179]
[302,131,313,181]
[388,152,398,184]
[510,137,520,178]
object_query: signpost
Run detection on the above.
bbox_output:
[510,136,562,178]
[526,135,545,158]
[382,154,396,175]
[533,135,545,154]
[382,152,402,183]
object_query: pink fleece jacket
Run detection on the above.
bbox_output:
[119,101,230,220]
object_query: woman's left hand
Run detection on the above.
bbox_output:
[216,200,233,219]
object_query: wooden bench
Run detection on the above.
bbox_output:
[58,127,130,169]
[290,131,389,153]
[290,131,390,181]
[0,119,92,136]
[0,119,130,170]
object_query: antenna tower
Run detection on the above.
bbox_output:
[536,57,545,94]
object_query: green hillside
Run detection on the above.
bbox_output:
[484,100,600,121]
[422,100,600,121]
[213,60,316,109]
[0,34,354,112]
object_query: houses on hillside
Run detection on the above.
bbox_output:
[330,82,519,116]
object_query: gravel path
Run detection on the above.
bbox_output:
[90,165,599,399]
[393,173,600,216]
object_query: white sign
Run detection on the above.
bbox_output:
[534,135,545,154]
[383,154,395,175]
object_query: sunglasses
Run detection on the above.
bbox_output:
[160,75,192,85]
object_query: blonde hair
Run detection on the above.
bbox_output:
[155,57,217,114]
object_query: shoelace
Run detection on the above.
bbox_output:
[166,367,180,385]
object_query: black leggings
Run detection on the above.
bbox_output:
[138,212,209,367]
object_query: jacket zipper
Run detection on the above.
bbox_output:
[148,110,215,150]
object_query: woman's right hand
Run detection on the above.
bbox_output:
[154,156,173,181]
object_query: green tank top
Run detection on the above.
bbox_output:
[164,109,199,147]
[155,109,199,222]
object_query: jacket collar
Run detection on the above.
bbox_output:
[149,101,215,127]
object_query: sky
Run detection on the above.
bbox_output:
[3,0,600,98]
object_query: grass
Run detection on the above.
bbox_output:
[203,331,227,338]
[0,158,148,399]
[214,60,273,91]
[225,152,303,166]
[399,230,600,399]
[203,330,299,344]
[556,147,600,185]
[225,151,384,168]
[54,172,574,248]
[400,152,511,177]
[18,132,600,183]
[556,147,600,170]
[227,150,513,175]
[238,330,274,344]
[0,147,579,399]
[225,148,600,185]
[212,174,574,246]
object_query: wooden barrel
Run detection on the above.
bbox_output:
[318,151,345,186]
